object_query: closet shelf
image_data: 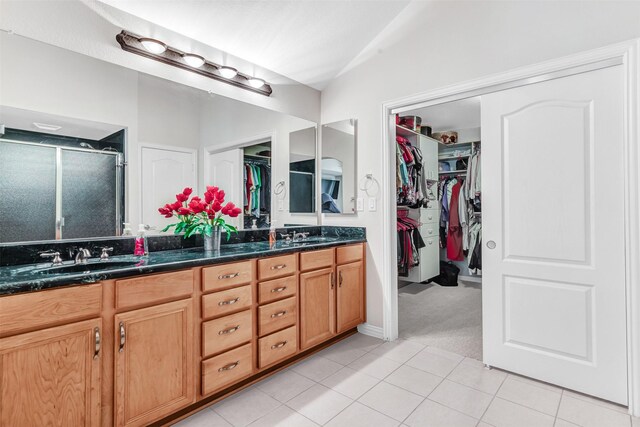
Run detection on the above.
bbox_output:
[439,169,467,175]
[396,125,441,144]
[438,154,470,161]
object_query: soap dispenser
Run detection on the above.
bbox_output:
[134,224,149,257]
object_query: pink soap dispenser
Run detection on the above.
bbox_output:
[134,224,149,257]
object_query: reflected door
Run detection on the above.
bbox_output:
[205,149,243,229]
[482,65,627,403]
[61,150,119,239]
[141,146,196,232]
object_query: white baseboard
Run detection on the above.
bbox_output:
[357,323,385,340]
[459,275,482,284]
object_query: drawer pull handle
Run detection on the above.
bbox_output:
[271,310,287,318]
[339,271,343,287]
[119,322,125,353]
[218,272,240,280]
[218,361,239,372]
[330,272,335,289]
[270,264,287,270]
[94,327,101,359]
[218,297,240,306]
[271,286,287,293]
[219,325,240,335]
[271,341,288,349]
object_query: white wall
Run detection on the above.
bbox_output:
[320,0,640,330]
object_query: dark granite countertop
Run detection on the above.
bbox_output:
[0,235,366,296]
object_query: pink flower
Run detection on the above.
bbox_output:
[228,207,241,218]
[176,193,189,203]
[177,207,192,216]
[183,187,193,196]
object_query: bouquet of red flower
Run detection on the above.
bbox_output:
[158,186,242,239]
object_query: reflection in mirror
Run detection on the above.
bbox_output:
[243,142,272,229]
[0,106,125,243]
[0,32,318,244]
[289,127,317,213]
[321,119,357,215]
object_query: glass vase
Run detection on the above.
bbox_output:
[204,226,222,252]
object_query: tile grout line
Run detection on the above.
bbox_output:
[473,367,508,427]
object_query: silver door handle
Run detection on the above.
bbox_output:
[119,322,125,352]
[487,240,496,249]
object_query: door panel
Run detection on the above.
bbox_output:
[0,319,101,426]
[337,261,365,333]
[114,299,194,427]
[300,268,335,349]
[206,148,243,228]
[141,146,196,232]
[482,65,627,404]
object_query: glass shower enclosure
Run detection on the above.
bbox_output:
[0,139,123,243]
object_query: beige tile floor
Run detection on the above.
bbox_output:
[175,334,639,427]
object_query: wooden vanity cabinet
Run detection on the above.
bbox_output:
[0,318,102,427]
[114,299,194,427]
[1,242,366,426]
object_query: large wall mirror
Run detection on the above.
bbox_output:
[0,33,317,244]
[321,119,357,215]
[289,126,317,214]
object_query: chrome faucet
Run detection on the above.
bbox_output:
[292,232,309,242]
[40,251,63,266]
[74,248,92,264]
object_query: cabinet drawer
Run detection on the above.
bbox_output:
[202,343,253,395]
[258,297,297,337]
[0,284,102,337]
[421,224,438,239]
[202,285,253,320]
[300,248,334,271]
[202,310,253,357]
[258,254,297,281]
[423,208,440,224]
[202,260,253,293]
[258,275,297,305]
[115,270,193,310]
[258,326,297,369]
[336,244,363,265]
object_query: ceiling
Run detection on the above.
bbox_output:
[0,106,124,140]
[404,97,481,132]
[98,0,411,89]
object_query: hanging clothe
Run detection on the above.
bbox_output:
[244,159,271,218]
[446,181,465,261]
[397,210,425,276]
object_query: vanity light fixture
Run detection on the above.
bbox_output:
[116,30,272,96]
[139,37,167,54]
[182,53,205,68]
[218,66,238,79]
[247,77,266,89]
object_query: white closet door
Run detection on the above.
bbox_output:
[205,149,243,229]
[482,65,627,404]
[141,146,197,233]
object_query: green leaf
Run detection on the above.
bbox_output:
[162,223,177,232]
[204,224,213,237]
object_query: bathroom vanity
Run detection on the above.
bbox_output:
[0,230,366,426]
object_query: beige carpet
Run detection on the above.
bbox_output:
[398,279,483,360]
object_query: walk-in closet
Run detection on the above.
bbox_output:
[243,142,272,229]
[395,97,483,359]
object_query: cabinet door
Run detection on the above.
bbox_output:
[114,299,194,427]
[336,261,365,333]
[0,318,102,426]
[300,268,335,349]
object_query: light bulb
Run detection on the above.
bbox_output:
[183,53,205,68]
[247,77,265,88]
[140,38,167,54]
[219,66,238,79]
